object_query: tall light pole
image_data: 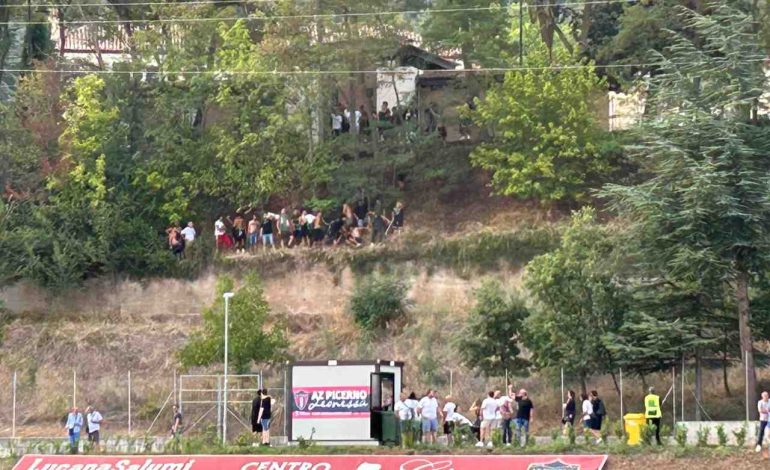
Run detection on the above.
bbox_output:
[222,292,234,446]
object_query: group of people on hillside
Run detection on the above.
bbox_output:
[213,194,404,254]
[331,101,422,141]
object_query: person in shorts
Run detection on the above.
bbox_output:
[257,389,273,446]
[442,395,457,444]
[477,391,499,448]
[85,405,103,451]
[417,389,442,444]
[260,214,275,251]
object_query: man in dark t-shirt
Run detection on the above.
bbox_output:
[170,404,183,438]
[513,389,534,446]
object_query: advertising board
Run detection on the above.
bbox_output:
[13,454,609,470]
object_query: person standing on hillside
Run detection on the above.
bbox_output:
[85,405,103,452]
[180,222,196,246]
[214,216,229,251]
[644,387,662,446]
[417,389,442,445]
[257,389,273,446]
[260,213,276,251]
[513,388,535,447]
[247,214,260,252]
[477,391,498,448]
[65,406,83,454]
[278,208,293,248]
[757,391,770,452]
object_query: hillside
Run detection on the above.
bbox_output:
[0,192,757,440]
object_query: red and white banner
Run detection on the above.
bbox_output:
[14,454,608,470]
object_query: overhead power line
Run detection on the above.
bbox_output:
[0,0,633,25]
[0,59,765,76]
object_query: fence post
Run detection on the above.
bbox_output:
[73,370,77,407]
[217,376,222,441]
[12,371,17,438]
[681,355,685,422]
[128,370,132,436]
[560,368,564,419]
[449,370,453,396]
[672,365,676,426]
[745,351,749,422]
[284,366,288,438]
[619,368,623,428]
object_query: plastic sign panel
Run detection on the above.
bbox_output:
[13,454,609,470]
[292,386,370,418]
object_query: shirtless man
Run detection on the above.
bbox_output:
[248,214,260,253]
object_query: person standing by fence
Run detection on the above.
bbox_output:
[86,405,103,452]
[170,404,183,439]
[65,407,83,454]
[257,389,273,446]
[644,387,662,445]
[756,391,770,452]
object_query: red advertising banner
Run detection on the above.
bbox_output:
[14,453,608,470]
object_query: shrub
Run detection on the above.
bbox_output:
[696,426,710,447]
[660,424,672,445]
[640,423,654,446]
[350,273,409,331]
[733,424,747,447]
[675,424,688,448]
[716,424,727,447]
[568,423,577,445]
[613,421,625,441]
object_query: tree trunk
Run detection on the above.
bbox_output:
[695,351,702,421]
[609,370,620,396]
[580,373,587,396]
[723,333,731,397]
[736,268,758,420]
[57,8,66,57]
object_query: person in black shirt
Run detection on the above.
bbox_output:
[170,404,183,439]
[260,214,275,251]
[513,389,534,447]
[562,390,576,435]
[354,188,369,227]
[250,391,263,439]
[257,388,273,446]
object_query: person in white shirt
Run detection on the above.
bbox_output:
[331,112,343,137]
[756,391,770,452]
[477,391,499,448]
[442,395,457,444]
[393,392,411,446]
[85,405,104,451]
[180,221,196,244]
[417,389,442,444]
[214,216,227,251]
[581,392,594,441]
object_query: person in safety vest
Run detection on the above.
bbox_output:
[644,387,662,445]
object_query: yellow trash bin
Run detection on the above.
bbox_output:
[624,413,646,445]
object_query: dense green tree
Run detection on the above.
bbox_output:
[179,274,288,373]
[524,207,628,392]
[469,35,617,203]
[601,5,770,417]
[456,279,530,377]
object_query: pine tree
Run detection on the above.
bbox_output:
[601,4,770,418]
